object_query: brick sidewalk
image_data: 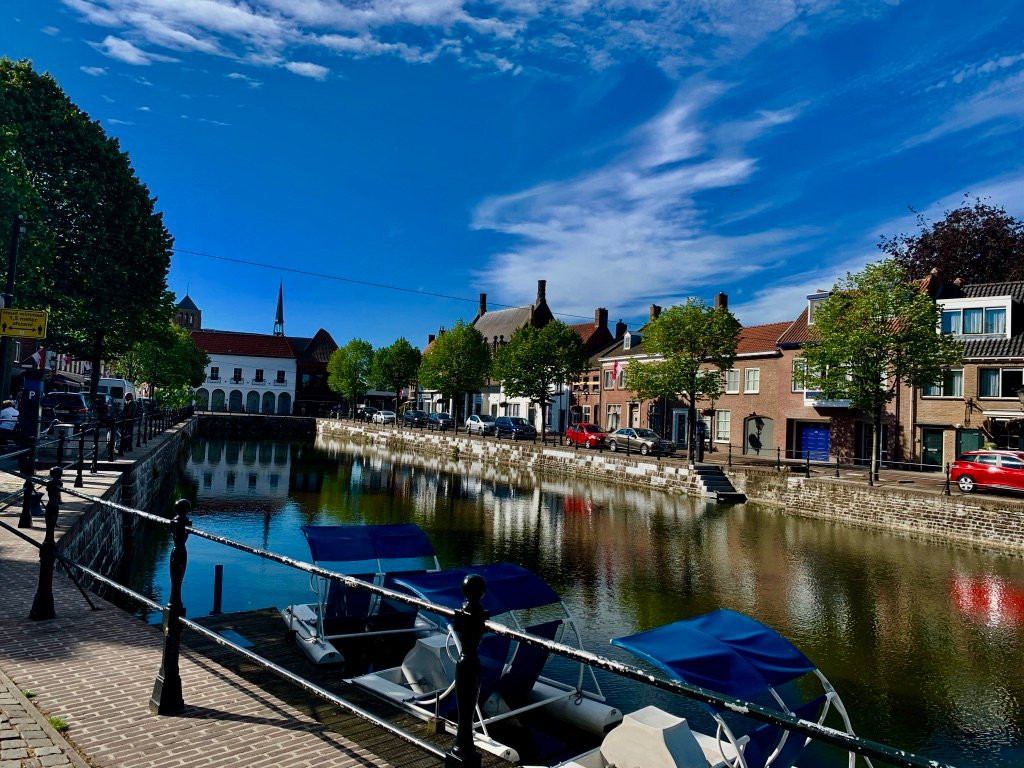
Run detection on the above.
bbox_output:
[0,666,87,768]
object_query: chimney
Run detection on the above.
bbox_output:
[649,304,661,322]
[715,292,728,310]
[615,320,627,339]
[438,326,446,337]
[595,307,608,329]
[953,277,964,287]
[537,279,547,304]
[428,334,436,345]
[479,293,487,316]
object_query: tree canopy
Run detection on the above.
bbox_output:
[370,337,421,411]
[113,323,208,393]
[417,320,491,422]
[879,197,1024,284]
[624,299,740,457]
[801,260,962,476]
[491,320,588,436]
[327,338,374,416]
[0,58,174,394]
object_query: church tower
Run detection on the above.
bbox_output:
[175,294,201,331]
[273,282,285,336]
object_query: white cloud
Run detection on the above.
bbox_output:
[137,105,151,111]
[42,25,60,36]
[283,61,329,80]
[91,35,179,65]
[227,72,263,88]
[107,118,135,125]
[80,65,107,76]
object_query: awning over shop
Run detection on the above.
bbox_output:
[46,370,88,390]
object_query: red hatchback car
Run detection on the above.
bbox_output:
[565,422,608,449]
[950,450,1024,494]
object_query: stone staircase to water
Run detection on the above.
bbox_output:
[693,464,747,503]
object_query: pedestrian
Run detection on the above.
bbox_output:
[121,392,139,452]
[0,399,19,446]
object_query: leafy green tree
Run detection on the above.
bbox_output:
[370,338,422,413]
[801,260,962,479]
[0,59,174,397]
[113,323,208,393]
[624,299,740,459]
[327,338,374,417]
[492,320,588,438]
[418,320,491,424]
[880,197,1024,283]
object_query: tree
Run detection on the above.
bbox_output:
[418,320,491,424]
[370,338,422,413]
[624,299,740,460]
[492,320,588,439]
[801,260,962,480]
[113,323,208,393]
[327,338,374,417]
[0,59,174,397]
[880,197,1024,284]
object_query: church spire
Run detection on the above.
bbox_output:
[273,282,284,336]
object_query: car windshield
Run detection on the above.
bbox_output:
[434,413,450,419]
[634,429,658,438]
[478,415,495,422]
[508,418,530,425]
[583,424,602,433]
[381,411,395,416]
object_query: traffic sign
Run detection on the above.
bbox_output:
[0,308,48,339]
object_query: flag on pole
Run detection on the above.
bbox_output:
[612,360,620,381]
[24,347,45,369]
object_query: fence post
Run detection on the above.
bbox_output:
[728,442,732,468]
[835,455,840,478]
[776,447,781,471]
[18,438,37,529]
[29,467,62,621]
[75,427,85,488]
[805,451,811,478]
[91,424,99,473]
[56,429,65,467]
[445,573,487,768]
[150,499,191,715]
[943,463,951,496]
[107,422,116,461]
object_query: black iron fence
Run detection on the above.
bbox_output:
[0,464,959,768]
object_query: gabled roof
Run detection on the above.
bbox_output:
[292,328,338,364]
[776,306,817,348]
[570,320,615,356]
[736,322,790,356]
[191,330,296,358]
[176,295,199,311]
[597,332,649,361]
[474,305,534,343]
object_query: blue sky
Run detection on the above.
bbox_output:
[4,1,1024,348]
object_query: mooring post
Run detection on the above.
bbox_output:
[18,438,37,529]
[29,467,62,620]
[150,499,191,715]
[75,427,85,488]
[211,564,223,615]
[445,573,487,768]
[943,463,951,496]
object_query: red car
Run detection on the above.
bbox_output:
[950,450,1024,494]
[565,422,608,449]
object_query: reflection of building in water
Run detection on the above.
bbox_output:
[187,439,291,498]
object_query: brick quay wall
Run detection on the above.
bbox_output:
[317,419,1024,555]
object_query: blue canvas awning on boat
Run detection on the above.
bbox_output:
[611,609,815,700]
[393,562,561,616]
[300,524,435,564]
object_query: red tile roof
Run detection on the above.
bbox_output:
[736,321,791,355]
[191,330,296,358]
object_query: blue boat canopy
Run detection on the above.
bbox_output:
[300,524,436,564]
[611,609,816,701]
[394,562,561,616]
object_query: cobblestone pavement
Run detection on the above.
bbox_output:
[0,668,86,768]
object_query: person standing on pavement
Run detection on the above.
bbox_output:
[0,399,19,446]
[121,392,139,452]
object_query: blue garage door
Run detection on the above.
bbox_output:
[800,424,831,461]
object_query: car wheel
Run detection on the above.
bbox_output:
[640,444,650,456]
[608,440,617,452]
[957,475,976,493]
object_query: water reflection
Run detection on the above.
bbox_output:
[132,436,1024,768]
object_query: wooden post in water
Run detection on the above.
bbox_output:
[445,573,487,768]
[150,499,191,715]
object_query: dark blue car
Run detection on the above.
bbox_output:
[494,416,537,440]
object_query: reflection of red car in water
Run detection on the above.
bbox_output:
[565,422,608,449]
[562,495,593,516]
[951,574,1024,626]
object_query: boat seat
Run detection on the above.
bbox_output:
[432,632,513,720]
[322,573,375,635]
[496,619,562,705]
[367,571,426,633]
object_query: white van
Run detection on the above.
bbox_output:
[96,378,138,402]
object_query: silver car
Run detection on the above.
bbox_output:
[372,410,396,424]
[607,428,675,456]
[465,414,496,435]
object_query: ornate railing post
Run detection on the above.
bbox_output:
[150,499,191,715]
[18,437,37,529]
[943,463,951,496]
[29,467,62,620]
[107,422,116,461]
[91,424,99,473]
[776,447,781,471]
[445,573,487,768]
[75,426,85,488]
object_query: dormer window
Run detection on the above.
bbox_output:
[806,291,829,326]
[940,304,1007,336]
[623,331,640,350]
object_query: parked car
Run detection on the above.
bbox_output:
[427,412,455,431]
[359,406,379,422]
[41,392,91,426]
[465,414,497,435]
[565,422,608,449]
[606,427,675,456]
[494,416,537,440]
[372,410,396,425]
[402,409,429,427]
[950,450,1024,494]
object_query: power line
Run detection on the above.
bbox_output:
[172,247,594,321]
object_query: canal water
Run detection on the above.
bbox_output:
[130,436,1024,768]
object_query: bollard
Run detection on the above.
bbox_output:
[943,463,951,496]
[29,468,62,620]
[212,564,224,614]
[91,424,99,473]
[835,455,840,478]
[150,499,191,715]
[776,447,781,471]
[868,462,874,487]
[445,573,487,768]
[75,427,85,487]
[18,438,37,529]
[728,442,732,468]
[805,451,811,478]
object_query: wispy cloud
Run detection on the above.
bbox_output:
[137,105,150,111]
[472,81,813,318]
[107,117,134,125]
[283,61,328,80]
[227,72,263,88]
[905,69,1024,148]
[91,35,179,65]
[42,25,60,36]
[80,65,107,76]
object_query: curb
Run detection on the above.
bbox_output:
[0,665,92,768]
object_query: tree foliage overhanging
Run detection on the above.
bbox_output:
[879,196,1024,284]
[113,323,209,392]
[0,58,174,392]
[371,337,421,411]
[327,338,374,415]
[417,320,490,422]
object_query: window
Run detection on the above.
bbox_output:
[923,369,963,398]
[715,410,731,442]
[744,368,760,394]
[725,369,740,394]
[209,366,219,381]
[604,370,614,389]
[617,368,626,387]
[254,369,264,383]
[792,360,808,393]
[607,404,621,430]
[941,306,1007,336]
[1003,456,1024,470]
[233,367,243,383]
[978,367,1024,399]
[509,403,520,417]
[580,405,591,423]
[276,370,286,384]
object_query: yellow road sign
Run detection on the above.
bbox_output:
[0,308,48,339]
